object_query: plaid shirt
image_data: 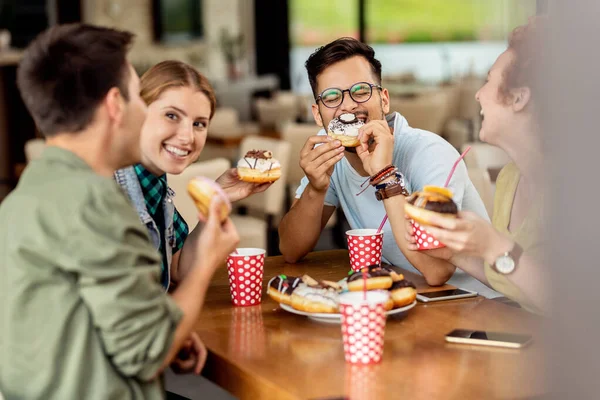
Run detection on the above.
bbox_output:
[134,164,189,280]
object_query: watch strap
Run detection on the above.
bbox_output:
[375,182,407,201]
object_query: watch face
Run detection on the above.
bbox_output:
[495,255,515,274]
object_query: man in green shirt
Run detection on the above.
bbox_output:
[0,24,239,399]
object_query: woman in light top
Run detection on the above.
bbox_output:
[406,18,548,314]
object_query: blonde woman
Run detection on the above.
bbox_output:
[116,60,270,291]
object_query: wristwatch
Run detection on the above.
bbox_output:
[375,173,409,201]
[375,182,406,200]
[492,242,524,275]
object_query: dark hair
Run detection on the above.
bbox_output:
[17,23,135,136]
[305,37,382,97]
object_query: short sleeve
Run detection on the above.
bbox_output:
[294,175,340,208]
[172,208,189,252]
[64,181,182,381]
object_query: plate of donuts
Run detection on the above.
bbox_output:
[279,300,416,324]
[267,266,417,324]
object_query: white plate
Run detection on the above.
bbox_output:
[279,300,417,324]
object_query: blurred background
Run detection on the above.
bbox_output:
[0,0,545,255]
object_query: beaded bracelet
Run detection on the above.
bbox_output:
[369,164,395,184]
[370,167,398,186]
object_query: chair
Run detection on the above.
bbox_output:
[280,122,320,185]
[280,122,339,227]
[467,167,495,217]
[167,157,268,251]
[236,136,292,254]
[199,107,258,164]
[389,90,452,134]
[255,93,299,130]
[24,138,46,162]
[462,142,511,180]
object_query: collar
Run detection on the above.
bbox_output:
[40,146,94,171]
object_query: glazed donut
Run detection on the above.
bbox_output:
[290,283,340,314]
[389,279,417,308]
[327,113,364,147]
[378,291,395,311]
[237,150,282,183]
[267,275,302,305]
[380,265,405,282]
[347,265,393,292]
[404,185,458,226]
[187,176,232,223]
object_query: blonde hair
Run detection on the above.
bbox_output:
[140,60,217,119]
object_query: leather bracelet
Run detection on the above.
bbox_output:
[370,167,398,186]
[375,181,407,201]
[376,173,409,196]
[369,164,395,183]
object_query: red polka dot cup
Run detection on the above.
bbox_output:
[346,229,384,272]
[227,248,266,306]
[410,221,445,250]
[339,291,388,365]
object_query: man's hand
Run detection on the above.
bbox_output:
[170,331,207,375]
[216,168,272,203]
[299,135,345,193]
[356,120,394,175]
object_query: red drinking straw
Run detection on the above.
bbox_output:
[377,214,387,234]
[444,146,471,188]
[362,268,367,300]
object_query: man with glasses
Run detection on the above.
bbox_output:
[279,37,494,295]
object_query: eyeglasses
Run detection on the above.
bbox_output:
[315,82,382,109]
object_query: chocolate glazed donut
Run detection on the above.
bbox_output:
[267,275,302,306]
[389,279,417,308]
[347,265,393,292]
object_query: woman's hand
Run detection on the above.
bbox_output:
[404,215,454,260]
[416,211,514,264]
[216,168,272,203]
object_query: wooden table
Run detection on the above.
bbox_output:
[196,250,546,400]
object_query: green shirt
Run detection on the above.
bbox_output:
[0,147,183,399]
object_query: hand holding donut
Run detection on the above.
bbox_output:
[356,120,394,176]
[299,135,345,193]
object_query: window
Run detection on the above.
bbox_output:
[152,0,203,43]
[365,0,537,44]
[290,0,359,46]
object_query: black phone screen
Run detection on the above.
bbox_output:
[447,329,532,345]
[420,289,471,298]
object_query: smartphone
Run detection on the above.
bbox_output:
[445,329,533,349]
[416,288,477,302]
